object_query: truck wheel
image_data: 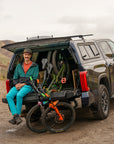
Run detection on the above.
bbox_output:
[91,84,110,120]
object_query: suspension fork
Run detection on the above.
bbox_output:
[49,100,64,121]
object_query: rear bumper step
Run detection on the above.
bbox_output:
[2,90,90,108]
[2,90,81,104]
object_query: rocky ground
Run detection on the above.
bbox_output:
[0,80,114,144]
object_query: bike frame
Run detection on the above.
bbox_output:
[30,77,64,121]
[46,63,65,93]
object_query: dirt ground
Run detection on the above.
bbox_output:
[0,80,114,144]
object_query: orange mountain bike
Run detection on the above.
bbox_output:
[26,77,75,133]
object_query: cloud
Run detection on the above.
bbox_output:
[58,15,114,39]
[0,0,114,41]
[0,0,13,22]
[0,13,13,23]
[0,1,3,12]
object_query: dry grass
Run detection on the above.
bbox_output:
[0,67,8,80]
[0,53,10,66]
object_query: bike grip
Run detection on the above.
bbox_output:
[45,93,49,97]
[30,76,33,81]
[41,93,46,97]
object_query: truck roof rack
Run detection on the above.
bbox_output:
[26,34,93,41]
[59,34,93,42]
[27,35,54,41]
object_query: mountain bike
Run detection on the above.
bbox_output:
[26,76,75,133]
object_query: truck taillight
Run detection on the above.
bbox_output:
[6,80,10,93]
[80,71,90,92]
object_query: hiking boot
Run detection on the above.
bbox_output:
[15,114,23,125]
[8,114,22,125]
[8,116,16,125]
[21,110,27,117]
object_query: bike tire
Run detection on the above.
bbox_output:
[26,104,46,133]
[42,102,75,133]
[47,51,53,63]
[52,50,70,80]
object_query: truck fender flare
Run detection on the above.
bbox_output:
[98,73,111,95]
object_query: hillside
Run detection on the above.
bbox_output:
[0,40,14,79]
[0,40,14,58]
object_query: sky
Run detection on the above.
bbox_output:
[0,0,114,41]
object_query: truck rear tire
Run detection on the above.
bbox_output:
[91,84,110,120]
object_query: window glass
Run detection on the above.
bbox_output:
[78,43,99,60]
[15,52,38,65]
[108,41,114,53]
[99,41,113,58]
[15,54,23,65]
[78,45,89,59]
[90,44,99,56]
[84,45,94,58]
[32,52,39,62]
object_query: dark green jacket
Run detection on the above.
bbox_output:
[13,62,39,85]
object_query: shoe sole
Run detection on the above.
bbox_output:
[8,121,16,125]
[16,120,23,125]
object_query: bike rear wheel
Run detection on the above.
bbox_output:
[52,50,70,80]
[26,104,46,133]
[42,102,75,133]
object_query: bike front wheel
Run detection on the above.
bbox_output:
[42,102,75,133]
[26,104,46,133]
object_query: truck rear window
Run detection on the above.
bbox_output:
[78,43,99,60]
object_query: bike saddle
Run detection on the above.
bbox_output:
[41,58,48,70]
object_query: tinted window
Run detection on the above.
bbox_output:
[85,45,94,58]
[14,52,39,66]
[78,43,99,60]
[78,45,89,59]
[91,44,99,56]
[32,52,39,62]
[99,41,113,58]
[108,41,114,53]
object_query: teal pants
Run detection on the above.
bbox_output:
[6,85,32,115]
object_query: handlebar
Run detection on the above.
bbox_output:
[29,76,50,101]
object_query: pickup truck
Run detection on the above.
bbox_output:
[2,34,114,120]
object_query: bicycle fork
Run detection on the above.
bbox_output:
[49,100,64,121]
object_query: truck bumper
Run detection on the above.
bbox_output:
[81,92,89,107]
